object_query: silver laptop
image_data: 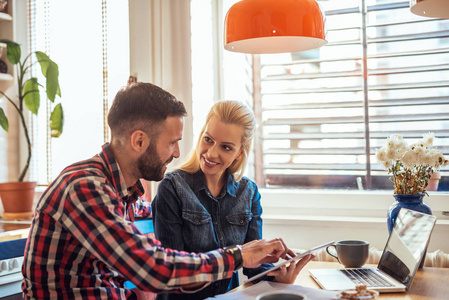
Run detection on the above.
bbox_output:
[309,208,437,293]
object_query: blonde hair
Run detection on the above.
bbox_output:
[179,100,256,181]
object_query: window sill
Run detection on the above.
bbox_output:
[262,213,449,228]
[259,189,449,220]
[259,189,449,252]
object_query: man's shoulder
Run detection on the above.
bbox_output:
[62,156,107,178]
[37,156,112,214]
[51,156,110,190]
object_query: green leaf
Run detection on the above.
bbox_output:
[0,107,8,132]
[50,103,63,137]
[0,39,14,44]
[35,51,60,101]
[23,78,40,115]
[0,39,20,64]
[35,51,50,76]
[56,82,61,97]
[46,62,59,102]
[6,41,21,65]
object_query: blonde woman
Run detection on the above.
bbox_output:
[152,100,312,300]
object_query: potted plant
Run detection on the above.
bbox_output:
[0,39,63,220]
[375,133,448,268]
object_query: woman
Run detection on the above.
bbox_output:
[151,100,312,299]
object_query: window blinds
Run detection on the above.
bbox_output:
[256,0,449,190]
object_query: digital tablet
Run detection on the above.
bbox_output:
[244,241,335,284]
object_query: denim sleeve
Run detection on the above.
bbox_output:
[151,177,185,251]
[241,184,275,282]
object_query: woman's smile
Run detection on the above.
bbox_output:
[203,156,219,167]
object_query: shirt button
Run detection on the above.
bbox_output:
[240,220,244,224]
[220,236,223,240]
[213,221,218,225]
[195,219,199,224]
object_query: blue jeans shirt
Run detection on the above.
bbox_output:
[152,169,273,300]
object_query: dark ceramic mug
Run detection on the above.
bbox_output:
[326,240,369,268]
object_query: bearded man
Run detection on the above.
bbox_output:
[22,82,295,299]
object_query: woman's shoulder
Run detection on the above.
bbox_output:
[162,169,197,189]
[238,176,258,188]
[231,176,260,197]
[164,169,191,180]
[155,170,196,201]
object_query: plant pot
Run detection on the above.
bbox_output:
[427,171,441,191]
[0,0,7,13]
[0,181,37,220]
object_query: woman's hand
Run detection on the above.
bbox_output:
[268,254,315,284]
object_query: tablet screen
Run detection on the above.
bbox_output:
[244,241,335,284]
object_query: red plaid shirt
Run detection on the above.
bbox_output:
[22,143,235,299]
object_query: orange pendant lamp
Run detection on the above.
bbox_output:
[410,0,449,18]
[224,0,327,54]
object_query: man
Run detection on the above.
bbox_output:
[22,83,303,299]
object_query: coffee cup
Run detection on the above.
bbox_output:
[326,240,369,268]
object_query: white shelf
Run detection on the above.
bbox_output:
[0,12,12,22]
[0,73,12,81]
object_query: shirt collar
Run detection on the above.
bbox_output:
[99,142,144,203]
[191,169,238,197]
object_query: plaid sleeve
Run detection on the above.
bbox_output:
[133,197,153,219]
[60,178,235,292]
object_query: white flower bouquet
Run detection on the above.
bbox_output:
[376,133,448,195]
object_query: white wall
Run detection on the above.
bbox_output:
[128,0,193,198]
[128,0,193,165]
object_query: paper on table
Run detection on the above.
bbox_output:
[208,281,338,300]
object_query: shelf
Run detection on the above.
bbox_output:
[0,73,13,81]
[0,12,12,22]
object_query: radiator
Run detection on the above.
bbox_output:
[295,248,449,268]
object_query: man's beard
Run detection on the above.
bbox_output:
[137,140,172,181]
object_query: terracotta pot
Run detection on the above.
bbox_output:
[427,172,441,191]
[0,0,7,13]
[0,181,37,220]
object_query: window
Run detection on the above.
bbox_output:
[191,0,255,177]
[19,0,448,194]
[29,0,129,184]
[220,0,449,191]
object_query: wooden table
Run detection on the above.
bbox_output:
[234,261,449,299]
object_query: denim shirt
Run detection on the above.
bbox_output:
[152,169,273,300]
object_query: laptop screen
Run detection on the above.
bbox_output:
[378,208,437,290]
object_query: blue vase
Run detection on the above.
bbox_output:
[387,193,432,268]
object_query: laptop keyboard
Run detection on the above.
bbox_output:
[340,269,394,287]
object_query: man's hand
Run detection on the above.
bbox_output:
[270,254,315,284]
[241,238,294,269]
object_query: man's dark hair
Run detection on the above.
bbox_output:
[108,82,187,138]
